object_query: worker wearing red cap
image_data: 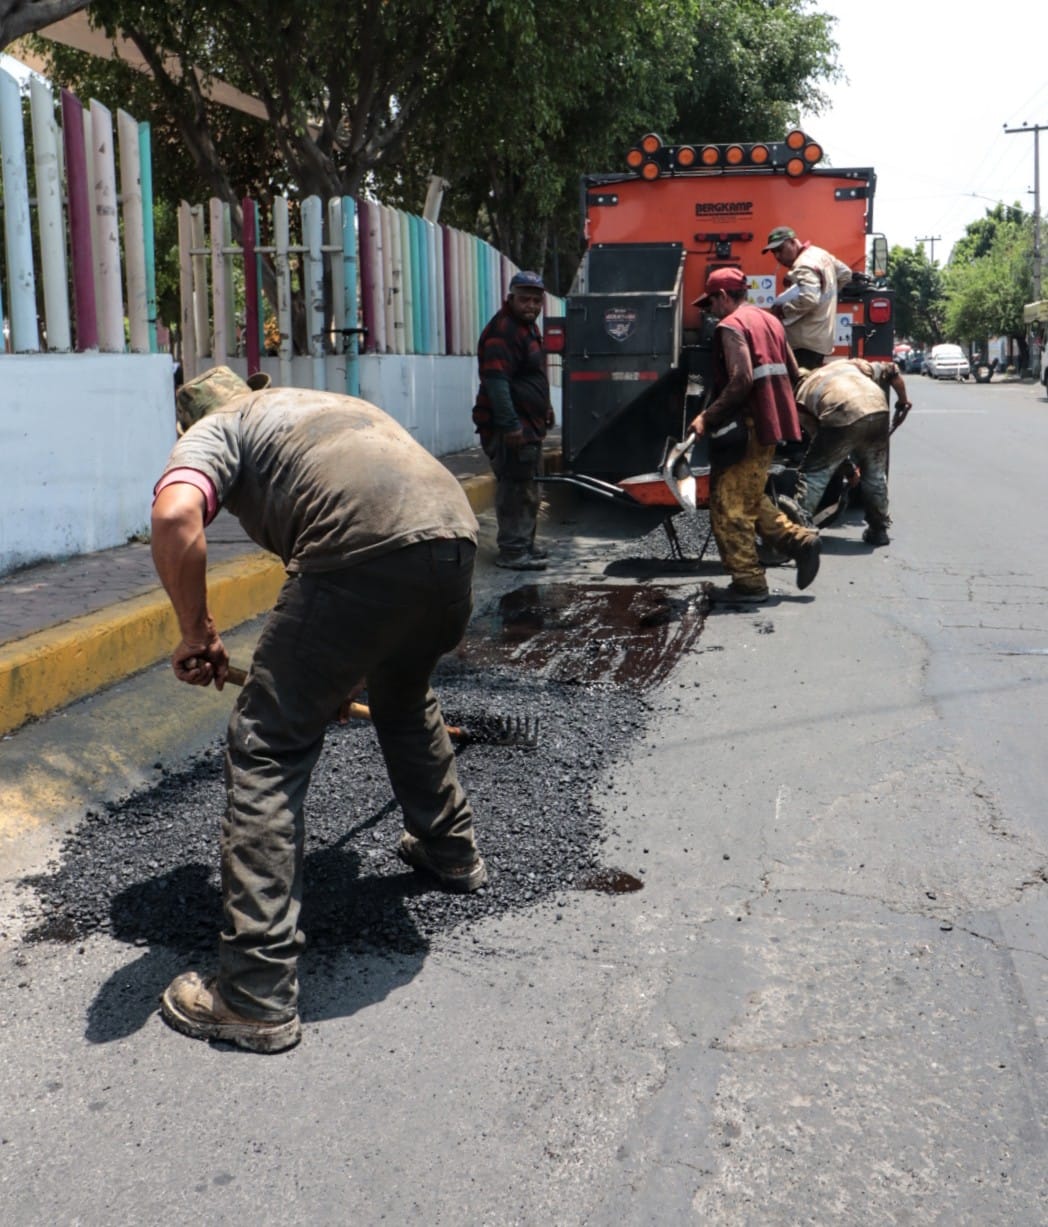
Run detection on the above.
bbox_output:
[690,267,820,604]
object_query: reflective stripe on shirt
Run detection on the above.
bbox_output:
[753,362,789,380]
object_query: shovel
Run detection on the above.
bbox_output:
[660,431,699,512]
[214,662,539,750]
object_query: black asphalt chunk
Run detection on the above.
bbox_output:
[19,563,704,961]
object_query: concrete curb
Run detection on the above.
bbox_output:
[0,553,286,737]
[0,470,500,738]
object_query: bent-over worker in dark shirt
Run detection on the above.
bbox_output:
[151,366,485,1053]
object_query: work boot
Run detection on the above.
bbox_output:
[495,552,547,571]
[793,535,821,590]
[705,582,770,606]
[398,833,488,892]
[528,542,549,560]
[862,525,890,547]
[160,971,301,1053]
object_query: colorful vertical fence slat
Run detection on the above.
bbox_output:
[177,193,566,385]
[0,70,155,355]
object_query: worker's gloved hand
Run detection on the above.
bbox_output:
[891,401,912,434]
[173,631,229,688]
[689,412,707,439]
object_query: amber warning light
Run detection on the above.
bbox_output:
[626,130,825,178]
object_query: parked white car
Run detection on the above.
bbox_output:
[925,343,970,380]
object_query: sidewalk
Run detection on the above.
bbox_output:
[0,441,514,737]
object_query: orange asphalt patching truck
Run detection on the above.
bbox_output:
[549,129,893,481]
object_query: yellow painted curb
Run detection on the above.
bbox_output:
[0,552,285,737]
[0,459,566,738]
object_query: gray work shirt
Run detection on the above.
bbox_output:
[162,388,479,572]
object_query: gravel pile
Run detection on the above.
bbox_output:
[21,662,650,958]
[21,524,704,959]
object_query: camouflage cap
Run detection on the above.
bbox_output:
[175,365,271,435]
[761,225,797,253]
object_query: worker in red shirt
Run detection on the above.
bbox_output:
[689,267,821,604]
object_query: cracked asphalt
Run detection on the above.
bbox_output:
[1,377,1047,1225]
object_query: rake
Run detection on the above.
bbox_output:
[212,663,539,749]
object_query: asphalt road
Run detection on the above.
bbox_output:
[2,375,1046,1225]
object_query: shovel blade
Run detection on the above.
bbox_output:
[660,432,698,512]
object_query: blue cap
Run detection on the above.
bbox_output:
[509,270,545,292]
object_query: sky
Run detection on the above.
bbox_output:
[797,1,1048,265]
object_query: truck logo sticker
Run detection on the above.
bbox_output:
[694,201,753,216]
[604,307,638,342]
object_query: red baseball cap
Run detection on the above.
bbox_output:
[693,266,748,308]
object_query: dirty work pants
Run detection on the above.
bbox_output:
[218,538,478,1020]
[484,434,542,557]
[710,428,815,593]
[792,347,826,371]
[799,412,890,529]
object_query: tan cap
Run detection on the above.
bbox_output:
[175,365,271,435]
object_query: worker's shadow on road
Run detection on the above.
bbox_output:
[817,536,879,556]
[84,820,431,1044]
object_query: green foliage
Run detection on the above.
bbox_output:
[886,245,945,346]
[943,205,1034,359]
[673,0,840,141]
[28,0,841,291]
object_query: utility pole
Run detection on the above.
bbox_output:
[1003,122,1043,303]
[916,235,941,262]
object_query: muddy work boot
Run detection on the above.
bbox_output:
[793,535,821,590]
[527,542,549,560]
[398,833,488,892]
[160,971,301,1054]
[495,551,547,571]
[705,582,770,607]
[862,525,890,547]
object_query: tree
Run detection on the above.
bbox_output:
[29,0,840,290]
[887,245,946,346]
[672,0,839,141]
[944,207,1034,369]
[0,1,90,49]
[380,0,840,284]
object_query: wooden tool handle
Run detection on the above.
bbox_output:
[201,662,464,736]
[221,664,374,722]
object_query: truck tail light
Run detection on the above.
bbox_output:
[785,129,806,150]
[640,133,662,155]
[641,161,661,180]
[676,145,696,168]
[544,317,566,353]
[725,145,744,165]
[750,144,770,165]
[785,157,806,178]
[868,297,892,325]
[700,145,720,166]
[626,148,644,169]
[804,142,823,165]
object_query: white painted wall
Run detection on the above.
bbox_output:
[0,351,562,575]
[0,354,175,574]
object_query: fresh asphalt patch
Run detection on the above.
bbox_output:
[17,551,709,966]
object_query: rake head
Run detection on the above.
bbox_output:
[454,713,540,749]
